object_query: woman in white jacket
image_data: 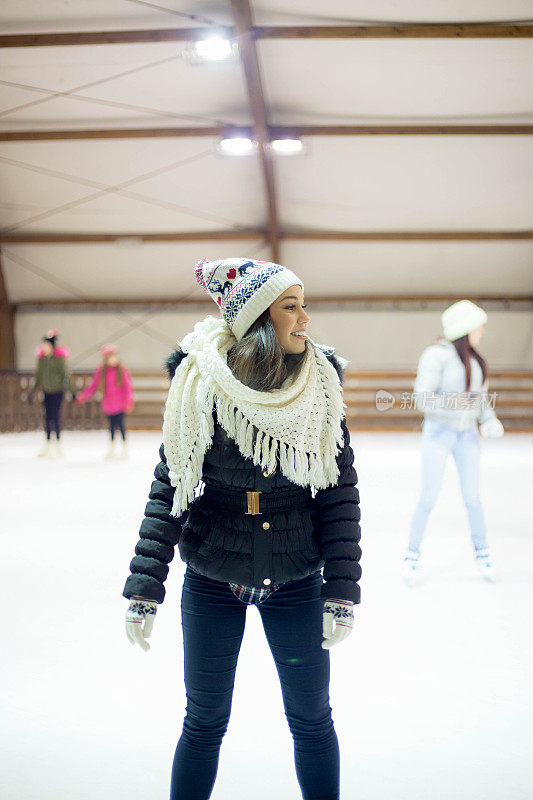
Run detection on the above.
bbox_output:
[403,300,504,586]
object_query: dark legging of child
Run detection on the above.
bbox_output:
[43,392,64,440]
[171,565,340,800]
[108,412,126,441]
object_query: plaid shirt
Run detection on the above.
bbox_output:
[228,581,280,604]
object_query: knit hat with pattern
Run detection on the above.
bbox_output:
[194,258,304,341]
[441,300,488,341]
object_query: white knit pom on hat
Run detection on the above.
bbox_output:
[194,257,304,340]
[441,299,488,341]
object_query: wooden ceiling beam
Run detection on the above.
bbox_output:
[230,0,279,262]
[283,124,533,136]
[0,27,233,48]
[2,124,533,142]
[255,24,533,39]
[1,230,532,245]
[0,127,228,141]
[0,231,265,244]
[0,24,531,48]
[284,230,533,241]
[13,293,533,310]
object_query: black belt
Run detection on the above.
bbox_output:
[202,485,314,515]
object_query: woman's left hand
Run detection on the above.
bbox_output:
[479,418,504,438]
[322,599,354,649]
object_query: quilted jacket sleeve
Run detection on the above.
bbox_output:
[29,358,43,396]
[413,345,449,413]
[122,442,189,603]
[76,366,101,404]
[314,416,362,604]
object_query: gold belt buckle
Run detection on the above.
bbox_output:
[245,491,262,515]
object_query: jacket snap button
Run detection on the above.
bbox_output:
[263,578,271,586]
[262,521,270,530]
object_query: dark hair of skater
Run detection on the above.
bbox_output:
[431,333,488,391]
[451,334,488,391]
[226,307,307,392]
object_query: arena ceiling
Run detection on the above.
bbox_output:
[0,0,532,314]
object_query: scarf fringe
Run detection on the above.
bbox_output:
[253,429,264,463]
[211,391,342,493]
[162,316,345,518]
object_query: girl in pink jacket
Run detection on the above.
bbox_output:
[76,344,134,459]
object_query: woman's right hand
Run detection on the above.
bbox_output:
[125,597,157,651]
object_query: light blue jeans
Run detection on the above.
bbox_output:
[407,418,488,554]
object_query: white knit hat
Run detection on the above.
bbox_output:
[441,300,488,341]
[194,257,304,341]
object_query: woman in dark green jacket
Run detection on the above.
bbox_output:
[29,329,76,457]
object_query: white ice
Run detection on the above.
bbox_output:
[1,429,532,800]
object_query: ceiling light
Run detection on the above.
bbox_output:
[217,137,256,156]
[193,36,234,62]
[271,138,304,155]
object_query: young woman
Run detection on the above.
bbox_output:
[403,299,504,586]
[123,258,362,800]
[75,344,134,459]
[29,329,76,458]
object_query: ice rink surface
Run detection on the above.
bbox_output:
[1,428,532,800]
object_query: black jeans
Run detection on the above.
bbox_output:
[107,412,126,441]
[42,392,63,439]
[171,564,340,800]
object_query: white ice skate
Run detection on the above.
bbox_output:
[37,441,53,458]
[104,440,118,460]
[402,550,421,586]
[118,441,129,460]
[475,549,497,582]
[53,439,64,458]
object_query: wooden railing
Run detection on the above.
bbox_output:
[340,370,533,431]
[0,371,105,433]
[1,369,532,433]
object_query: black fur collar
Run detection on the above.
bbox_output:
[165,348,187,380]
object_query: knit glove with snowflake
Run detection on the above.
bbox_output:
[125,597,157,651]
[322,599,354,649]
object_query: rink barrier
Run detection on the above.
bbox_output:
[1,368,532,433]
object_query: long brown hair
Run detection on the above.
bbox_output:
[450,334,488,390]
[98,357,124,393]
[226,307,307,391]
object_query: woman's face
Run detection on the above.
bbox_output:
[41,341,53,356]
[106,354,119,367]
[269,284,310,354]
[468,325,485,348]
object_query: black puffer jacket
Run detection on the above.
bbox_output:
[123,348,362,604]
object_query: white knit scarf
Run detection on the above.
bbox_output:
[162,315,348,518]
